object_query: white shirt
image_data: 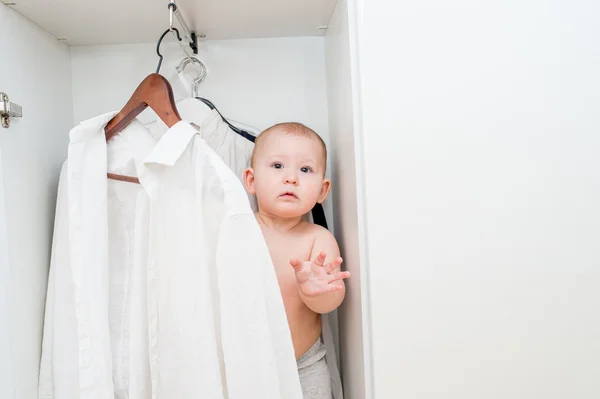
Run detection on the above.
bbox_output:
[38,113,302,399]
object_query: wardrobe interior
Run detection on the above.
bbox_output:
[5,0,600,397]
[0,0,369,398]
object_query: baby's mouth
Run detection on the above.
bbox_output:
[279,192,298,199]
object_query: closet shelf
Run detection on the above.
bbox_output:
[5,0,335,46]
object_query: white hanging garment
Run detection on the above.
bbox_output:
[38,113,302,399]
[146,103,344,399]
[0,148,16,399]
[143,98,258,211]
[174,63,260,136]
[224,118,260,136]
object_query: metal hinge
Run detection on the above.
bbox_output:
[1,92,22,129]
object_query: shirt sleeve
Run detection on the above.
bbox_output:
[215,211,303,399]
[39,162,80,398]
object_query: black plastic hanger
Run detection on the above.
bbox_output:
[156,28,182,73]
[194,97,256,143]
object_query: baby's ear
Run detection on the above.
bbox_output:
[317,178,331,203]
[243,167,256,194]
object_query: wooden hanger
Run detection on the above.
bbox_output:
[105,73,182,184]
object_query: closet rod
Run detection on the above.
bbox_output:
[168,1,198,54]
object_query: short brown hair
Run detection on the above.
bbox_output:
[251,122,327,173]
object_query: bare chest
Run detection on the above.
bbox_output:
[260,229,314,294]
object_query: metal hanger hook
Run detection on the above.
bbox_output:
[168,1,176,31]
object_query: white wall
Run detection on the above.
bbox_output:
[70,36,333,224]
[357,0,600,398]
[0,4,73,398]
[0,150,15,399]
[325,0,372,398]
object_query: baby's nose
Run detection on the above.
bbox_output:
[284,173,298,184]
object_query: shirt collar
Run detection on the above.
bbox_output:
[70,113,198,199]
[70,111,118,143]
[142,120,198,166]
[72,112,197,167]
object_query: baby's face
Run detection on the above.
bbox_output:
[248,133,329,218]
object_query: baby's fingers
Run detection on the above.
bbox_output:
[328,271,351,282]
[290,259,304,272]
[312,252,327,267]
[324,257,343,273]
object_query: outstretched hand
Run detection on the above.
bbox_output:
[290,252,351,297]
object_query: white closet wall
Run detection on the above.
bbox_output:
[70,37,334,226]
[324,0,371,398]
[70,38,330,130]
[0,147,15,399]
[0,5,73,398]
[357,0,600,397]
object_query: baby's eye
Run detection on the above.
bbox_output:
[300,167,313,173]
[271,163,283,169]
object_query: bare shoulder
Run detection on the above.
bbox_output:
[299,220,334,240]
[305,222,340,259]
[309,222,335,240]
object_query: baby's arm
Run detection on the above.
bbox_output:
[290,230,350,314]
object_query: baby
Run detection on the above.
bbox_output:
[243,122,351,398]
